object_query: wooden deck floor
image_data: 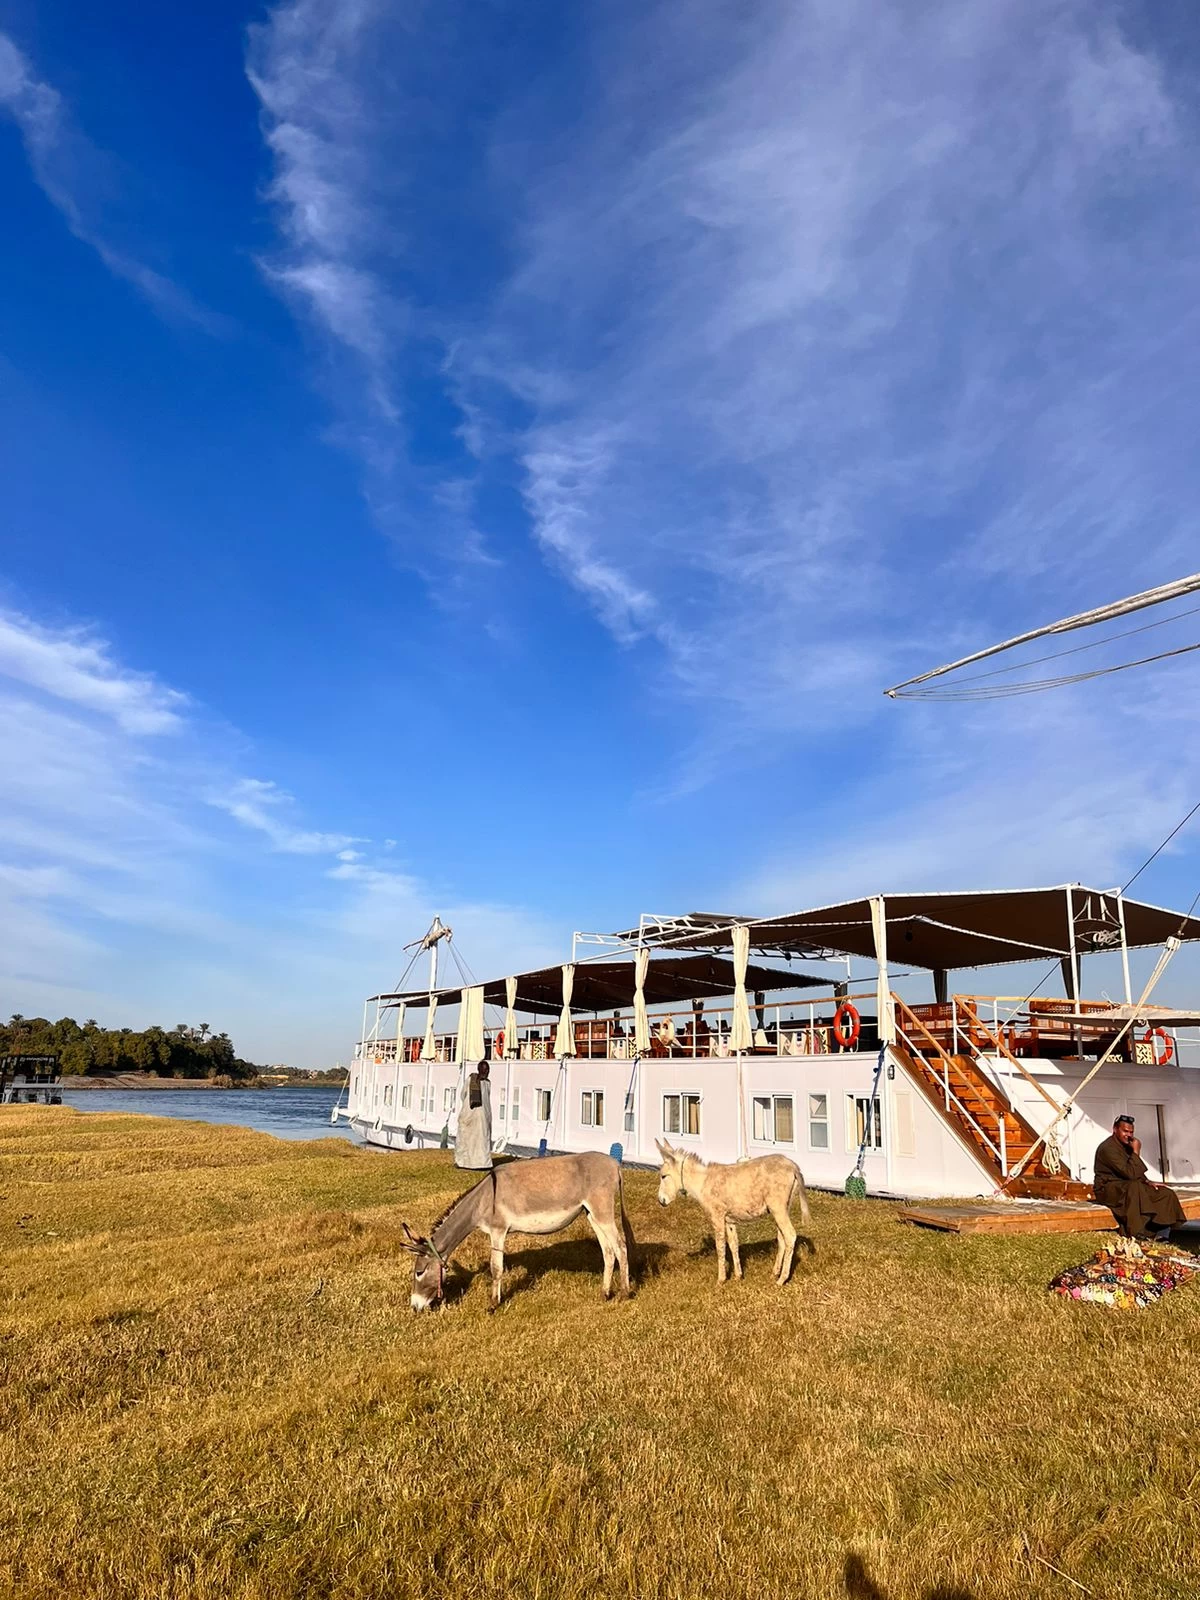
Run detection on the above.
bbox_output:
[899,1188,1200,1236]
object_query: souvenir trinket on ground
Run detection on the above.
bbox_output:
[1048,1238,1198,1310]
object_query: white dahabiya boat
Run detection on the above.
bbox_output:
[338,886,1200,1202]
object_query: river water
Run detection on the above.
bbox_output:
[57,1085,357,1143]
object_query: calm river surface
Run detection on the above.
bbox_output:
[57,1085,357,1143]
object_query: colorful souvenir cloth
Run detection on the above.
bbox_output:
[1048,1242,1198,1310]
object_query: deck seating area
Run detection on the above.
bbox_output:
[360,989,1183,1070]
[359,1000,883,1065]
[905,997,1138,1062]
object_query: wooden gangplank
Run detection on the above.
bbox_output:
[899,1189,1200,1236]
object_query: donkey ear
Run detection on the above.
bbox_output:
[654,1138,671,1161]
[399,1221,424,1252]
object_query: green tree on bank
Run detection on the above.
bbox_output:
[1,1016,262,1080]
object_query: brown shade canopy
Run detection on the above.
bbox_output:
[612,887,1200,971]
[373,953,829,1016]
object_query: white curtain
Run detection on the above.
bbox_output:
[633,947,650,1055]
[730,925,753,1051]
[503,976,518,1061]
[420,998,438,1062]
[557,963,576,1058]
[455,986,486,1064]
[871,896,895,1043]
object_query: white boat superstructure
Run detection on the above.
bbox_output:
[344,887,1200,1202]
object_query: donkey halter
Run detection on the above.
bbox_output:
[425,1236,449,1303]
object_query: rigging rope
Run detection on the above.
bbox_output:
[913,601,1200,689]
[889,639,1200,700]
[885,571,1200,696]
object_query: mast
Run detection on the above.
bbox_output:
[421,915,453,997]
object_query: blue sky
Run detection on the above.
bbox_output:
[3,0,1200,1066]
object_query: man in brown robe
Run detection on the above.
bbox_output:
[1093,1115,1186,1240]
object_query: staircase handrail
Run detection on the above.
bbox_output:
[891,1013,1005,1170]
[892,993,969,1075]
[953,996,1067,1117]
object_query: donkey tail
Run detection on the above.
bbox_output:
[618,1167,639,1280]
[791,1163,813,1229]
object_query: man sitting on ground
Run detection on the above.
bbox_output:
[1093,1115,1186,1241]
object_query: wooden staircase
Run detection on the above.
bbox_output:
[891,996,1085,1195]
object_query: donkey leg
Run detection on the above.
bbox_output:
[725,1221,743,1280]
[613,1203,631,1297]
[586,1209,619,1299]
[771,1226,785,1280]
[488,1230,508,1310]
[713,1210,729,1283]
[771,1203,798,1284]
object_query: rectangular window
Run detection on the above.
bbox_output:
[383,1084,393,1108]
[419,1087,427,1117]
[850,1095,883,1152]
[498,1092,507,1123]
[624,1089,635,1134]
[443,1086,457,1113]
[581,1090,605,1127]
[663,1093,681,1135]
[773,1095,793,1144]
[808,1093,829,1150]
[352,1075,358,1097]
[401,1083,412,1110]
[752,1095,771,1142]
[536,1088,552,1122]
[754,1095,794,1144]
[510,1087,520,1124]
[663,1092,702,1137]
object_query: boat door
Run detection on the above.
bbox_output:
[1125,1101,1167,1180]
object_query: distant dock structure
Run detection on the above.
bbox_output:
[1,1055,62,1105]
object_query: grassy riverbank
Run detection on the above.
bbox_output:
[2,1105,1198,1600]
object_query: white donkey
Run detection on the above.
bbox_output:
[656,1140,812,1285]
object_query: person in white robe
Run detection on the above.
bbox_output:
[455,1061,493,1170]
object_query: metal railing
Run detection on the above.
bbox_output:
[892,999,1007,1173]
[357,987,883,1064]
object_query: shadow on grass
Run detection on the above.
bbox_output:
[500,1237,671,1297]
[438,1237,672,1303]
[691,1232,819,1265]
[845,1552,975,1600]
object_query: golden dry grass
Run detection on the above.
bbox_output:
[2,1105,1198,1600]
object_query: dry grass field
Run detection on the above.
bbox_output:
[2,1105,1198,1600]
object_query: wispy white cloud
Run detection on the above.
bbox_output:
[247,0,1200,745]
[0,29,218,329]
[0,606,186,734]
[0,602,555,1061]
[207,777,359,856]
[246,1,401,405]
[240,0,1200,935]
[481,0,1195,731]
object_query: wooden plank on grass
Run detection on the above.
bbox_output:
[900,1192,1200,1236]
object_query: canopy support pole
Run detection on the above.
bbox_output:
[871,896,895,1045]
[1116,893,1133,1005]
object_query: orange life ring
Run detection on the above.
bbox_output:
[495,1030,506,1059]
[832,1002,861,1050]
[1143,1027,1174,1066]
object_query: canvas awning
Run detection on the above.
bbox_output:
[373,954,829,1015]
[611,887,1200,971]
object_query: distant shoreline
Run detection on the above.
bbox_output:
[60,1075,338,1092]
